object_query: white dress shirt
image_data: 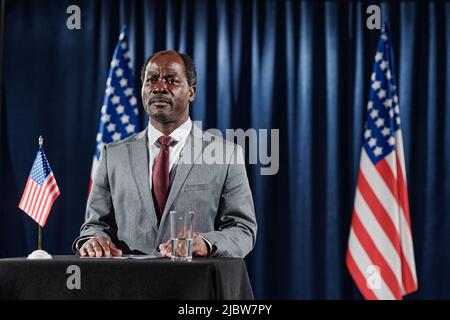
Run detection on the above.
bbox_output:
[147,117,192,189]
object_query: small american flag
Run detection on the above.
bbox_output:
[90,26,139,191]
[18,147,60,227]
[346,24,418,299]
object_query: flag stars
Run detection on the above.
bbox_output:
[377,89,386,99]
[375,118,385,128]
[381,33,388,41]
[379,60,388,70]
[129,97,137,106]
[96,133,102,142]
[123,51,130,59]
[367,101,373,110]
[112,132,122,141]
[119,78,128,87]
[368,138,377,147]
[134,108,139,115]
[393,95,398,104]
[125,124,135,134]
[381,127,390,137]
[105,86,115,95]
[111,95,120,105]
[394,105,400,114]
[386,70,392,80]
[124,88,133,96]
[374,146,383,156]
[388,136,395,146]
[111,59,120,67]
[121,42,127,50]
[97,142,105,151]
[116,105,125,114]
[372,81,381,90]
[101,104,107,114]
[375,52,383,62]
[106,123,116,132]
[364,129,372,139]
[370,109,379,119]
[371,72,376,81]
[383,99,392,108]
[120,114,130,124]
[101,113,111,123]
[396,117,401,125]
[115,68,124,77]
[389,109,394,118]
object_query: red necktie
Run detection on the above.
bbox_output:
[152,135,173,221]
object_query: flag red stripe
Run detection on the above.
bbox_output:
[374,156,418,293]
[25,181,39,215]
[33,176,55,222]
[376,157,413,234]
[346,248,379,300]
[37,182,59,227]
[23,180,37,213]
[29,180,46,220]
[357,171,401,251]
[400,247,418,293]
[34,177,56,224]
[396,155,412,230]
[351,211,402,299]
[39,194,56,227]
[29,178,51,222]
[19,178,31,209]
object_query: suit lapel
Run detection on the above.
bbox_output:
[127,130,159,233]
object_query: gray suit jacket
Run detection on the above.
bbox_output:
[73,122,257,257]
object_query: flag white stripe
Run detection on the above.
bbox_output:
[34,175,56,224]
[30,177,51,222]
[348,229,395,300]
[28,180,45,220]
[395,130,407,180]
[21,180,35,213]
[399,207,418,285]
[38,184,60,226]
[354,188,402,286]
[20,179,32,211]
[360,149,400,233]
[24,181,38,213]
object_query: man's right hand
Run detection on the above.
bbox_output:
[79,236,122,257]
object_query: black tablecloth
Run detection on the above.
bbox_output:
[0,255,254,300]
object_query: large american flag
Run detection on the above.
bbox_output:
[90,26,139,191]
[18,147,60,227]
[346,25,418,299]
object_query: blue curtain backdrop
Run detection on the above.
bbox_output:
[1,0,449,299]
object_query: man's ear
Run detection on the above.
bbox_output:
[189,85,196,102]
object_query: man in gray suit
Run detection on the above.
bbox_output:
[74,50,257,258]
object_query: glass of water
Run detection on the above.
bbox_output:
[170,211,195,261]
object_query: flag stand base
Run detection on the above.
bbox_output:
[27,250,52,260]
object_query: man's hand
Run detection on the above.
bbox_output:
[159,233,208,258]
[79,236,122,257]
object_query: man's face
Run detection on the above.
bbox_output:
[141,52,196,124]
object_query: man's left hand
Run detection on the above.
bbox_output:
[159,232,208,258]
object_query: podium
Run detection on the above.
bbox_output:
[0,256,254,299]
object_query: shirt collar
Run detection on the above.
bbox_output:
[147,117,192,146]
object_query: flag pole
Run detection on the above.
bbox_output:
[38,135,43,251]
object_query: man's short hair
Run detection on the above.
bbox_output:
[140,51,197,86]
